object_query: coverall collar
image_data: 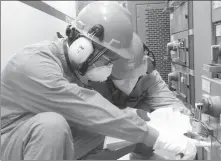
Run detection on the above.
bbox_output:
[51,38,86,86]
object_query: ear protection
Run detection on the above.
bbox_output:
[65,24,106,76]
[68,37,94,65]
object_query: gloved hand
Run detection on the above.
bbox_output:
[153,132,197,160]
[136,109,150,121]
[124,107,151,121]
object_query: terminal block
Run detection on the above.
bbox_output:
[167,39,188,66]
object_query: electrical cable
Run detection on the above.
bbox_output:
[191,118,210,136]
[211,135,221,145]
[191,117,221,149]
[195,119,221,145]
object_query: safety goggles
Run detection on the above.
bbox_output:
[78,43,120,75]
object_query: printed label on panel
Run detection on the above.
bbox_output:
[202,79,211,93]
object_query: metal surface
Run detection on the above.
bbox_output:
[188,1,194,30]
[214,22,221,44]
[189,75,195,108]
[170,2,188,34]
[168,30,195,107]
[201,76,221,98]
[168,1,195,108]
[203,64,221,73]
[178,72,189,102]
[198,3,221,155]
[200,76,221,160]
[168,1,221,160]
[188,33,194,70]
[193,1,213,102]
[169,66,194,106]
[199,4,221,155]
[188,1,195,71]
[170,31,190,67]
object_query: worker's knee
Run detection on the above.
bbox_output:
[37,112,69,128]
[34,112,72,140]
[15,112,74,160]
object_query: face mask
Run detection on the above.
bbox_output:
[84,64,113,82]
[112,77,139,95]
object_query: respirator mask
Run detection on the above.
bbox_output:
[84,63,113,82]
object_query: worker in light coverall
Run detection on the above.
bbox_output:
[1,1,196,160]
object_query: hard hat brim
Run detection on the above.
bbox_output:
[72,21,137,60]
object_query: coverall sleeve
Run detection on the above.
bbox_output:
[18,52,158,144]
[134,71,190,114]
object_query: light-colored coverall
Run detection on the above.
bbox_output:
[1,39,159,160]
[89,66,190,159]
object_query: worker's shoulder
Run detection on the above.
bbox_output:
[5,39,62,75]
[21,40,54,54]
[133,70,163,91]
[21,39,63,62]
[138,71,161,83]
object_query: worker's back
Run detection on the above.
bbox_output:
[1,39,65,134]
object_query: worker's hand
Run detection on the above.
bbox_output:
[124,107,151,121]
[172,104,192,116]
[153,132,197,160]
[136,109,150,121]
[184,131,208,141]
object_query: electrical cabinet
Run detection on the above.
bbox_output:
[170,32,189,67]
[196,1,221,160]
[128,0,221,160]
[167,1,221,159]
[170,2,188,34]
[166,1,195,108]
[212,1,221,23]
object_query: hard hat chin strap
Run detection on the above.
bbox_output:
[63,38,79,76]
[143,43,156,68]
[78,47,108,75]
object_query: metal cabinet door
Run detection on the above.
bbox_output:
[170,2,188,34]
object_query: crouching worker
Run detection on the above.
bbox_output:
[91,46,192,160]
[1,1,196,160]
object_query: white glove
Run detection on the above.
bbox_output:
[153,132,197,160]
